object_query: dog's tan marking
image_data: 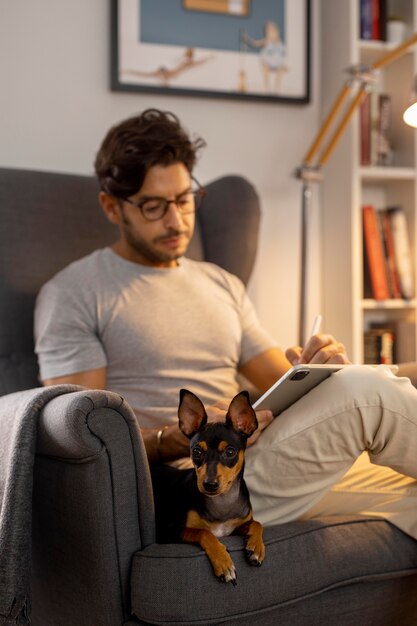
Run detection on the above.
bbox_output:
[235,518,265,565]
[216,449,244,493]
[218,440,228,452]
[195,465,208,491]
[181,525,236,583]
[198,441,207,451]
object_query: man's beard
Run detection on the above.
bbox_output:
[121,215,189,265]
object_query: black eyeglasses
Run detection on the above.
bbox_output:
[121,180,206,222]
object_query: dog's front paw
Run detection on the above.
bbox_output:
[209,543,237,585]
[245,541,265,566]
[245,521,265,566]
[218,562,237,586]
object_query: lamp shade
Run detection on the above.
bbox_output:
[403,76,417,127]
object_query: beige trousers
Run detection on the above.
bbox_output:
[245,364,417,539]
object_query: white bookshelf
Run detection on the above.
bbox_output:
[320,0,417,363]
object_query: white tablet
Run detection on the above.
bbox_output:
[252,363,348,417]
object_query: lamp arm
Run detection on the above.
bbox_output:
[303,83,353,167]
[307,32,417,170]
[318,84,369,167]
[372,32,417,70]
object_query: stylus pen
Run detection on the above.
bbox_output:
[309,314,322,339]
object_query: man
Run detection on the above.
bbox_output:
[35,109,417,538]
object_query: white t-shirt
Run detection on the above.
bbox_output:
[34,248,277,428]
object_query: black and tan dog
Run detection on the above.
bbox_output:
[177,388,265,585]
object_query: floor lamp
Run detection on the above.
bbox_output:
[295,31,417,346]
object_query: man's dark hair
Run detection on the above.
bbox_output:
[94,109,206,198]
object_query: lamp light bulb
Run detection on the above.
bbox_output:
[403,101,417,127]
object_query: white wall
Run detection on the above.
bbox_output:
[0,0,322,350]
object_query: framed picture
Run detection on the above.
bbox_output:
[111,0,311,104]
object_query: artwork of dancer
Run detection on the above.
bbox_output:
[124,47,213,86]
[241,21,287,93]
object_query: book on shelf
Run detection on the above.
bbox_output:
[380,209,402,298]
[387,206,414,300]
[364,319,416,364]
[371,0,380,40]
[363,204,414,301]
[360,0,372,40]
[378,0,387,40]
[376,94,393,166]
[359,91,393,166]
[362,204,390,300]
[364,327,395,364]
[359,0,387,41]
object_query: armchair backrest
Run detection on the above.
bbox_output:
[0,168,260,396]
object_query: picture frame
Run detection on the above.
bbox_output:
[111,0,311,104]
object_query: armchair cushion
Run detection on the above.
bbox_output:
[131,516,417,625]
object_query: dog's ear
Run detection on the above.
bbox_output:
[226,390,258,438]
[178,389,208,438]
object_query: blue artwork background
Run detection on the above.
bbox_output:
[139,0,285,53]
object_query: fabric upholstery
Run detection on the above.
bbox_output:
[131,516,417,625]
[0,169,113,395]
[30,388,154,626]
[198,175,260,286]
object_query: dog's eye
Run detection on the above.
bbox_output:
[224,446,237,458]
[192,446,203,462]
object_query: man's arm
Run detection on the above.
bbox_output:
[42,367,107,388]
[239,347,292,393]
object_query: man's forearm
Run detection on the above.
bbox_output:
[141,424,189,464]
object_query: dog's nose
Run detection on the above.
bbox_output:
[203,479,219,494]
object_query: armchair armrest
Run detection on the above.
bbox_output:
[36,387,155,542]
[0,385,155,625]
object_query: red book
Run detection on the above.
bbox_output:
[371,0,380,39]
[362,204,390,300]
[380,210,401,298]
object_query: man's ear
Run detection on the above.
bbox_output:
[178,389,208,438]
[226,390,258,438]
[99,191,122,225]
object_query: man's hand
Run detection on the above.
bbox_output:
[248,409,273,445]
[285,333,351,366]
[207,400,273,446]
[206,400,230,423]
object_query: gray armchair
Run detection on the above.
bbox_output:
[1,167,417,626]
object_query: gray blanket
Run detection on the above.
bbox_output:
[0,385,80,625]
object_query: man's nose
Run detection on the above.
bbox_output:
[163,201,184,229]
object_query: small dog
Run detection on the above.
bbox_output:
[177,388,265,585]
